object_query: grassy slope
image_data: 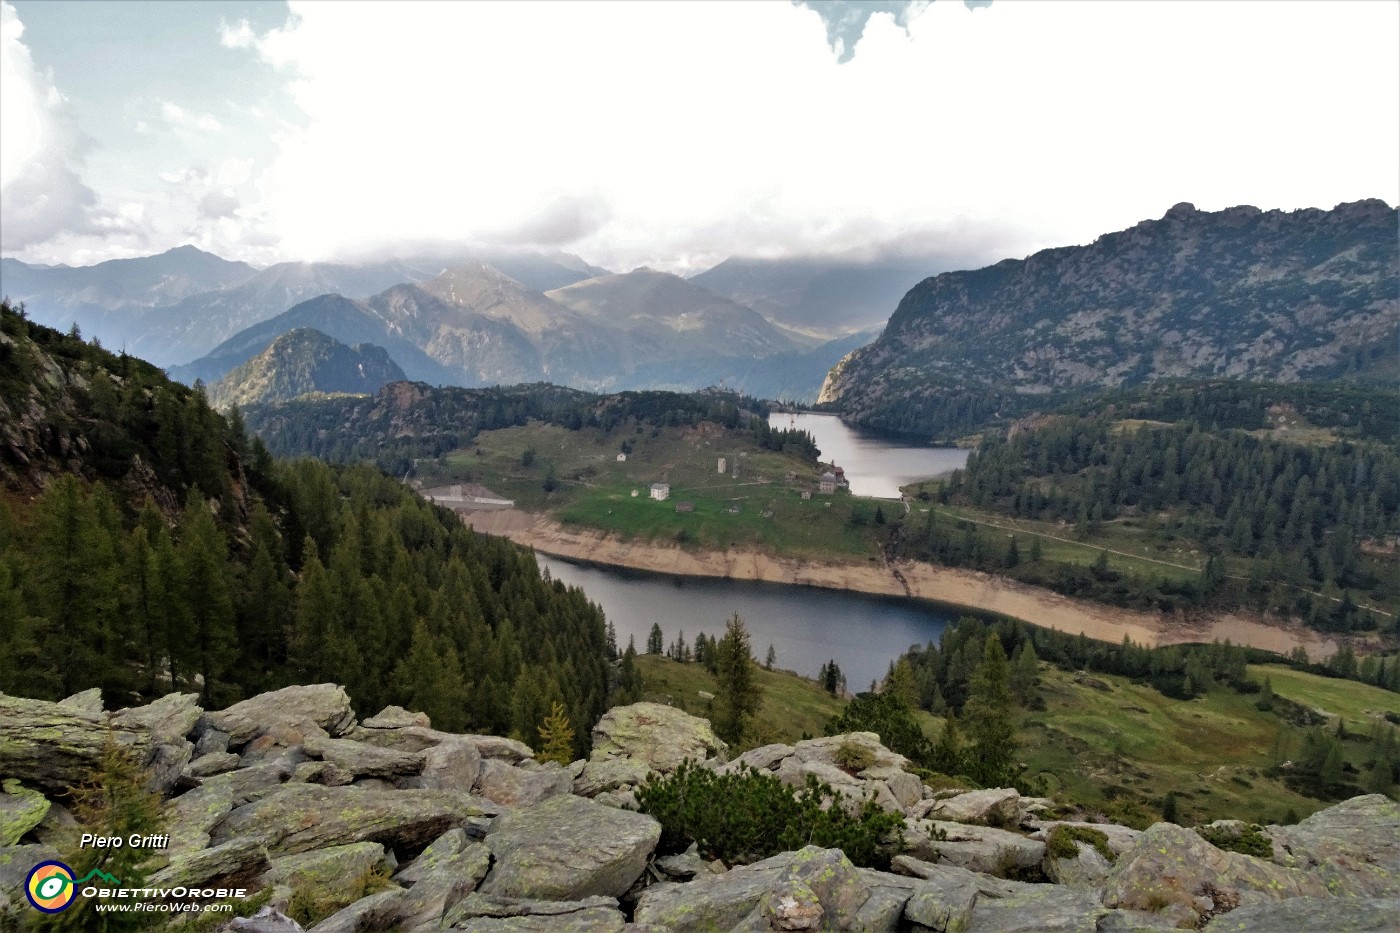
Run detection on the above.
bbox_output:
[635,654,845,748]
[1021,664,1400,826]
[635,653,1398,826]
[420,421,887,559]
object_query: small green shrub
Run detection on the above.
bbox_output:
[287,866,394,928]
[834,740,875,773]
[1196,823,1274,859]
[636,760,905,869]
[992,845,1047,882]
[1045,824,1116,863]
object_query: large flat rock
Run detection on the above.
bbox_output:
[206,684,356,746]
[210,783,485,856]
[0,694,151,793]
[480,795,660,900]
[634,846,906,932]
[1264,794,1400,898]
[1202,896,1400,932]
[301,736,424,779]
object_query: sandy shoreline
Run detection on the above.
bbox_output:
[463,509,1340,660]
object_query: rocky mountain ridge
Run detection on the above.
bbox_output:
[821,200,1398,435]
[2,684,1396,931]
[207,329,407,410]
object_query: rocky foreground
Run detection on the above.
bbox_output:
[1,686,1397,931]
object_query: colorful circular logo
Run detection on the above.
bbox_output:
[25,861,76,913]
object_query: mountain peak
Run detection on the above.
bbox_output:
[208,325,406,409]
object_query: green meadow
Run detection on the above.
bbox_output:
[424,420,889,559]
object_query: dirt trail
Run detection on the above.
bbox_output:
[463,510,1340,660]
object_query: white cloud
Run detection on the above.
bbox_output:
[214,0,1398,272]
[0,1,107,251]
[160,100,223,135]
[218,18,256,50]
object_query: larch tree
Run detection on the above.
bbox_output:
[963,633,1018,787]
[713,613,761,745]
[537,701,575,766]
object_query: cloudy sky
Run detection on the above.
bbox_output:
[2,0,1396,273]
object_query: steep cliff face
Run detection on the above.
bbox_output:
[824,200,1398,431]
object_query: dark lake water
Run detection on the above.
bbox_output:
[768,412,969,499]
[538,555,956,692]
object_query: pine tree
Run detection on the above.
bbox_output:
[765,644,777,671]
[0,555,51,697]
[1161,791,1180,824]
[1256,675,1275,712]
[178,497,238,705]
[537,701,576,766]
[820,659,844,695]
[30,476,118,696]
[1010,641,1039,705]
[713,613,761,745]
[290,537,336,679]
[930,714,963,777]
[963,634,1018,786]
[647,622,664,655]
[617,639,643,704]
[393,621,469,732]
[239,508,291,689]
[886,658,919,709]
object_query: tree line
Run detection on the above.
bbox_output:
[933,413,1399,632]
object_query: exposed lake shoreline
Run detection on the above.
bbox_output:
[466,509,1340,660]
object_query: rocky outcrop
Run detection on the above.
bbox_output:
[634,846,891,931]
[480,795,661,900]
[2,688,1397,933]
[209,784,487,856]
[589,702,728,774]
[824,199,1400,435]
[1103,822,1329,927]
[0,693,151,792]
[206,684,357,747]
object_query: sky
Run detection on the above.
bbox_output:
[2,0,1397,273]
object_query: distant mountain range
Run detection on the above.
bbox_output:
[690,255,935,341]
[170,262,863,401]
[207,328,406,410]
[0,245,254,313]
[820,200,1399,436]
[0,247,611,366]
[3,244,878,401]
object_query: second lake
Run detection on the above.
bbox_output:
[768,412,969,499]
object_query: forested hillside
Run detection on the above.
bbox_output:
[897,390,1400,634]
[240,381,808,475]
[0,300,611,755]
